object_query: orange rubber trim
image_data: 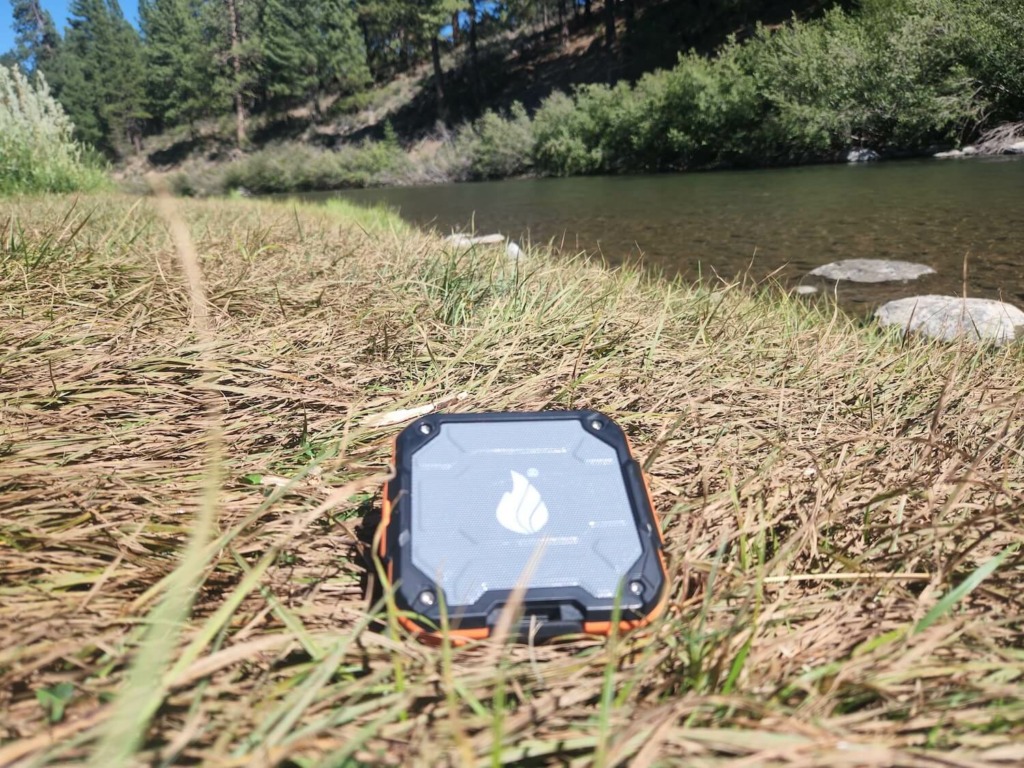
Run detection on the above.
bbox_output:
[378,438,397,559]
[583,547,669,635]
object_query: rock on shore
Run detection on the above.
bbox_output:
[445,232,524,259]
[847,148,880,163]
[809,259,935,283]
[875,296,1024,344]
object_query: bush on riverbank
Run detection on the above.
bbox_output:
[749,0,1024,158]
[528,0,1017,174]
[3,193,1024,764]
[211,129,411,195]
[0,65,107,195]
[447,101,536,180]
[458,0,1024,178]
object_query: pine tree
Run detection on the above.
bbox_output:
[140,0,222,130]
[355,0,463,121]
[204,0,260,146]
[259,0,316,106]
[355,0,421,78]
[7,0,60,72]
[316,0,370,100]
[48,0,148,156]
[259,0,369,116]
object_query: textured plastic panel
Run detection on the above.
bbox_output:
[410,420,642,608]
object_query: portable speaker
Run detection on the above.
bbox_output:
[378,410,668,642]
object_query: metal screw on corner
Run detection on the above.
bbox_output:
[419,423,432,435]
[629,581,644,596]
[590,419,603,430]
[419,590,436,606]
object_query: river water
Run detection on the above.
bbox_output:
[314,156,1024,314]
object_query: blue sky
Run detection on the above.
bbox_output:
[1,1,140,54]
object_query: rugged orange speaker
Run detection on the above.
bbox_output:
[378,410,667,642]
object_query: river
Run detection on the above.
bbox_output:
[310,156,1024,314]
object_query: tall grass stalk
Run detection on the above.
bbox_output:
[87,188,220,766]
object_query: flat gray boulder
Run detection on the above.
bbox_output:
[875,296,1024,344]
[810,259,935,283]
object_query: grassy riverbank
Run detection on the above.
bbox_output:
[2,194,1023,765]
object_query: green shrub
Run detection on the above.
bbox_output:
[937,0,1024,122]
[451,102,535,180]
[0,65,107,195]
[329,89,378,116]
[744,2,983,156]
[532,91,606,175]
[533,53,762,174]
[632,48,762,169]
[528,0,1020,175]
[219,136,411,194]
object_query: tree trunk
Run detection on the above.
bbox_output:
[585,0,592,22]
[226,0,246,146]
[558,0,567,43]
[467,0,480,97]
[358,18,376,78]
[623,0,635,37]
[399,26,409,71]
[451,12,460,46]
[468,1,478,68]
[603,0,616,48]
[431,35,448,122]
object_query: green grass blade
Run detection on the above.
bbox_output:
[915,546,1017,635]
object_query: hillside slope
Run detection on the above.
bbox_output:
[135,0,843,176]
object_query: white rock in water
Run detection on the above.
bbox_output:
[809,259,935,283]
[934,149,964,159]
[961,145,979,156]
[445,233,506,246]
[1007,141,1024,155]
[847,148,880,163]
[505,240,524,259]
[875,296,1024,344]
[794,285,819,295]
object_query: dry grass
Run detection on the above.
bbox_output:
[1,193,1023,767]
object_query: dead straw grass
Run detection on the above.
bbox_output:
[1,194,1023,767]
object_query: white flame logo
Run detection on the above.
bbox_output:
[495,471,549,535]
